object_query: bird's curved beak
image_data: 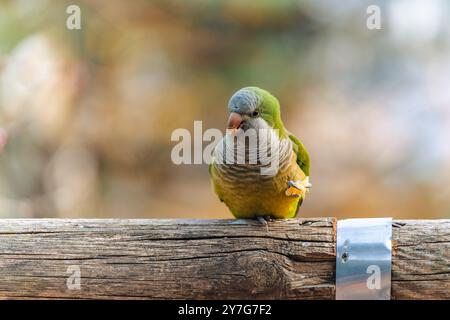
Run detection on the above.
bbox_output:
[226,112,244,135]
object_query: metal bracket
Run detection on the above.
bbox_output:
[336,218,392,300]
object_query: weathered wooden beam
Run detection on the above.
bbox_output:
[0,218,448,299]
[391,220,450,299]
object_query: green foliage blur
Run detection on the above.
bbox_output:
[0,0,449,219]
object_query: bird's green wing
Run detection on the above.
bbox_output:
[288,133,310,176]
[288,133,310,217]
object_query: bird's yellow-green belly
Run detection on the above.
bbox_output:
[211,159,305,219]
[225,186,300,219]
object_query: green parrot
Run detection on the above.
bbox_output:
[209,86,311,220]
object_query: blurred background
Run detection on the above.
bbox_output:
[0,0,449,219]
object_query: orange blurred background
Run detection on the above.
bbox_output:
[0,0,449,219]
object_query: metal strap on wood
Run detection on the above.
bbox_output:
[336,218,392,300]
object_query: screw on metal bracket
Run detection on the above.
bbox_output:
[341,251,349,263]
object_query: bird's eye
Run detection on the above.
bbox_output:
[251,111,259,117]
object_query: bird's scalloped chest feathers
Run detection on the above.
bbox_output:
[211,135,306,219]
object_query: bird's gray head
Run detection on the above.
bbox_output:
[228,88,261,115]
[226,87,266,132]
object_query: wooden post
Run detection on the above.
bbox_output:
[0,218,448,299]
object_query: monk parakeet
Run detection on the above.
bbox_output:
[209,87,311,220]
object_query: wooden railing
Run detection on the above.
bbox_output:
[0,218,448,299]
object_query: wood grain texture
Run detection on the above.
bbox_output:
[0,218,447,299]
[392,220,450,299]
[0,218,336,299]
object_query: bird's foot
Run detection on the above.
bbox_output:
[285,176,312,197]
[256,216,273,231]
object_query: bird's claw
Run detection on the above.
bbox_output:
[286,177,312,197]
[257,216,273,231]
